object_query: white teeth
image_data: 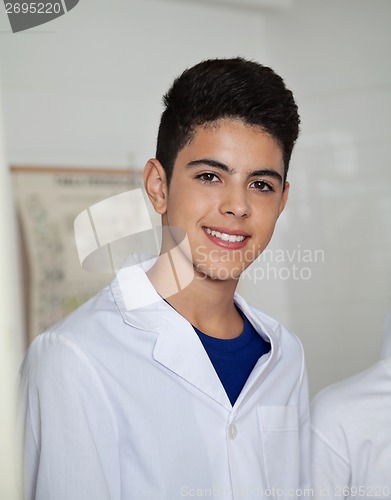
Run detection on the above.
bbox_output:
[204,227,246,242]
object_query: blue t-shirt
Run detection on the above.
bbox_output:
[193,307,270,405]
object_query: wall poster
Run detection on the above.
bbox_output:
[11,166,144,345]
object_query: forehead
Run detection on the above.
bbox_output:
[175,118,284,173]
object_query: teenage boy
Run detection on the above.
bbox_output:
[19,58,310,500]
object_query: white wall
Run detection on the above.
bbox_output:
[0,0,390,396]
[0,0,266,167]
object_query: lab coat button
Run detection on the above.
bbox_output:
[228,423,238,440]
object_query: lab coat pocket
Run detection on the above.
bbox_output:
[258,405,300,494]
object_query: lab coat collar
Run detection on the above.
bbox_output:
[110,253,282,411]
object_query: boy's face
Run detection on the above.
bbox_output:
[151,118,289,282]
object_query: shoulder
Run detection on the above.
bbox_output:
[21,330,97,390]
[20,325,118,427]
[34,283,123,349]
[21,285,119,383]
[54,284,118,336]
[310,361,391,469]
[312,359,390,432]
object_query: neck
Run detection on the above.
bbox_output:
[146,248,243,339]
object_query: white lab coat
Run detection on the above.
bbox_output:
[311,313,391,499]
[19,256,311,500]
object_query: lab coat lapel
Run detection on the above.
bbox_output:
[111,255,282,412]
[231,293,282,408]
[153,309,232,412]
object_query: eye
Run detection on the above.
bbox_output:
[250,180,274,192]
[196,172,220,184]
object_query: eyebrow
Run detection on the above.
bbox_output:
[186,158,283,184]
[187,159,235,174]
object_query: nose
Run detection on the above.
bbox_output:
[219,185,250,218]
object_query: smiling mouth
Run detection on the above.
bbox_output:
[203,227,247,243]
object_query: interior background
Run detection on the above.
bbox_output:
[1,0,390,429]
[1,1,391,496]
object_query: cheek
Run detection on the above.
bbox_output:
[166,192,200,227]
[253,213,281,245]
[254,203,281,224]
[176,189,213,215]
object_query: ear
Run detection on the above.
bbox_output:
[144,158,168,214]
[278,181,290,216]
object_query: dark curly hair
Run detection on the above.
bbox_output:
[156,57,300,186]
